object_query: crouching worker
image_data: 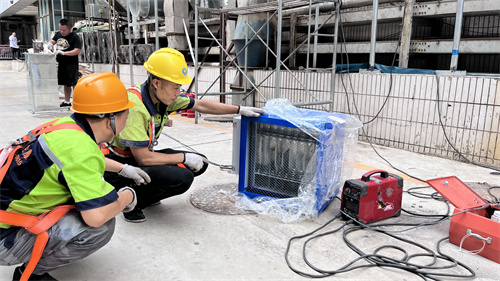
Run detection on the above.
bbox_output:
[103,48,265,223]
[0,72,139,281]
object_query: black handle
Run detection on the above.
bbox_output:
[361,170,389,182]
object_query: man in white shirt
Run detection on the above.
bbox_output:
[9,32,20,61]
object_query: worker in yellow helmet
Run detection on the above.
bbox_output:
[0,72,149,281]
[103,48,264,223]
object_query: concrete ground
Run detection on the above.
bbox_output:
[0,66,499,281]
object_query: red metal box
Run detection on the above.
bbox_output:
[427,176,500,264]
[341,170,403,223]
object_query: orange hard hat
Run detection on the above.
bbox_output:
[143,48,192,85]
[71,72,135,114]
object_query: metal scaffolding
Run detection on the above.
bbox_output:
[192,0,340,123]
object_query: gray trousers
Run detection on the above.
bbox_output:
[0,210,115,275]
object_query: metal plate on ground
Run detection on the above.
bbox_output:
[190,183,255,215]
[465,182,498,203]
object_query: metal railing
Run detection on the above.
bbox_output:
[0,45,30,60]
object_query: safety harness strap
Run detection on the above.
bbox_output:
[103,87,154,157]
[0,205,75,281]
[0,121,84,183]
[0,120,84,281]
[127,87,155,149]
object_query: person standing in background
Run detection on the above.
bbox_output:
[47,19,82,107]
[9,32,20,61]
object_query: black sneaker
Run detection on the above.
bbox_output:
[59,101,71,107]
[12,265,58,281]
[123,208,146,223]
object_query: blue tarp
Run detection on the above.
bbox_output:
[335,63,500,77]
[335,63,435,74]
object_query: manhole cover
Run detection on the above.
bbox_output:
[189,183,255,215]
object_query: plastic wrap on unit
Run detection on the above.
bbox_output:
[234,99,363,223]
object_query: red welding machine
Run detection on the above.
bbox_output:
[341,170,403,223]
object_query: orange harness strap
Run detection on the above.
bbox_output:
[127,87,154,148]
[0,120,83,280]
[115,87,186,169]
[103,87,153,157]
[0,205,76,281]
[0,122,84,183]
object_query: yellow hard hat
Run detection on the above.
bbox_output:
[143,48,192,85]
[71,72,136,114]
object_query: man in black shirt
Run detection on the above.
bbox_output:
[47,19,82,107]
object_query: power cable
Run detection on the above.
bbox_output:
[284,6,495,277]
[433,75,500,172]
[285,194,487,279]
[487,186,500,204]
[337,3,499,179]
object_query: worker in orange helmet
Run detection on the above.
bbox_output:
[0,72,149,281]
[103,48,264,223]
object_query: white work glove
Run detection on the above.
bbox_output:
[117,187,137,213]
[238,106,265,117]
[118,164,151,185]
[0,139,19,168]
[54,50,64,56]
[47,42,54,52]
[183,153,206,172]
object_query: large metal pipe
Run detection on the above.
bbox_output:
[282,0,403,16]
[164,0,189,49]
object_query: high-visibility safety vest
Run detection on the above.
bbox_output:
[100,86,154,156]
[102,85,192,170]
[0,119,83,281]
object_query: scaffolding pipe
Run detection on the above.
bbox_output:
[59,0,64,19]
[330,2,339,112]
[369,0,379,70]
[195,0,199,124]
[450,0,464,72]
[154,0,159,50]
[51,0,55,31]
[127,0,134,85]
[275,0,283,99]
[313,4,319,68]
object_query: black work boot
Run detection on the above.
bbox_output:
[123,208,147,223]
[12,265,58,281]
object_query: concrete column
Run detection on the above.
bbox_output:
[399,0,415,68]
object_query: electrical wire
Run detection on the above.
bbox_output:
[335,2,428,184]
[284,195,486,279]
[406,186,445,201]
[487,186,500,204]
[337,2,500,180]
[433,75,500,172]
[160,131,232,168]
